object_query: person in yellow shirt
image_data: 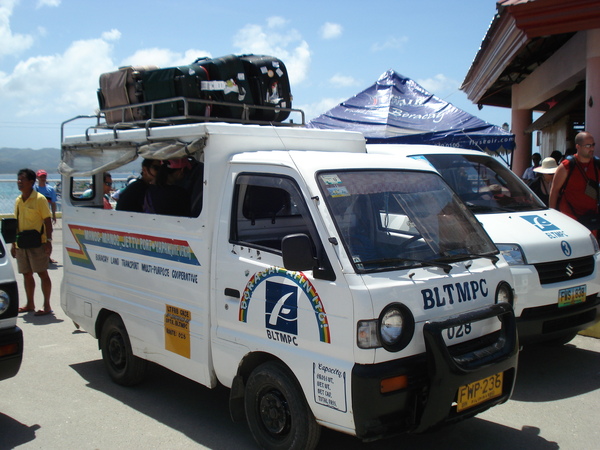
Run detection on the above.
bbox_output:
[11,168,53,316]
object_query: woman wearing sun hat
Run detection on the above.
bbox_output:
[529,157,558,206]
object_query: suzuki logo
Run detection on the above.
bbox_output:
[566,263,574,277]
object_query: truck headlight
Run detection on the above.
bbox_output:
[496,243,526,265]
[0,290,9,315]
[495,281,514,307]
[378,304,414,352]
[357,303,414,351]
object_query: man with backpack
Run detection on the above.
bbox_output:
[549,131,599,233]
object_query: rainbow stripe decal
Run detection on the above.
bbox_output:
[238,267,331,344]
[66,224,200,270]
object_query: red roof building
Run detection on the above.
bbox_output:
[462,0,600,176]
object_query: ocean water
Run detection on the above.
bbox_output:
[0,173,133,215]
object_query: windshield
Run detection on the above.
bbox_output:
[415,154,546,213]
[317,170,498,273]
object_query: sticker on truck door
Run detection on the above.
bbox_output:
[239,267,331,344]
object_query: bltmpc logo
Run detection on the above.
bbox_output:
[521,215,560,232]
[265,281,298,335]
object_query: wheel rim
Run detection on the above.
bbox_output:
[258,389,290,436]
[107,332,126,370]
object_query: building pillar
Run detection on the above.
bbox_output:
[586,29,600,140]
[511,108,533,177]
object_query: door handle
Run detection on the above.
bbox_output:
[224,288,240,298]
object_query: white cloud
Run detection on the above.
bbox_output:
[320,22,342,40]
[36,0,61,8]
[329,73,359,88]
[416,74,460,95]
[121,48,211,68]
[0,0,35,57]
[101,29,121,42]
[371,36,409,52]
[232,19,311,85]
[0,33,117,115]
[267,16,288,28]
[298,97,346,121]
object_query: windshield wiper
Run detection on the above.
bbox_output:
[439,253,499,265]
[465,203,513,213]
[362,257,452,273]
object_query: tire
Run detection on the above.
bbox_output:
[244,361,321,450]
[100,314,147,386]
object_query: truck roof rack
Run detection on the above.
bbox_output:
[61,96,306,143]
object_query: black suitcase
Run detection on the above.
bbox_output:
[194,55,253,119]
[175,63,211,117]
[140,64,211,119]
[239,55,292,122]
[140,68,179,118]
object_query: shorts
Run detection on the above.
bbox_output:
[16,246,49,274]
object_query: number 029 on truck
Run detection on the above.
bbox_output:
[60,120,518,449]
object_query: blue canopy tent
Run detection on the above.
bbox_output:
[307,70,515,158]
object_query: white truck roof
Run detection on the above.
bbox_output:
[61,122,368,177]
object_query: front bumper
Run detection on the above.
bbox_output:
[351,303,518,440]
[517,294,600,344]
[0,326,23,381]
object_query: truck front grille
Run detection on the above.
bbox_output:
[533,255,595,285]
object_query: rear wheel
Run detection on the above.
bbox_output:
[100,314,147,386]
[245,361,321,450]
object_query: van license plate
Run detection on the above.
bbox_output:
[456,372,503,412]
[558,285,586,308]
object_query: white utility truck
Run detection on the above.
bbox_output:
[367,144,600,345]
[0,221,23,381]
[60,120,518,449]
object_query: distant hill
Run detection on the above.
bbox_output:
[0,147,61,175]
[0,147,141,175]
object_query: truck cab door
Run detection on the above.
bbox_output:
[212,169,353,388]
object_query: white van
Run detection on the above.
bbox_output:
[60,121,518,448]
[367,144,600,345]
[0,220,23,381]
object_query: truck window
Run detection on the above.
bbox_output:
[71,176,96,201]
[419,154,545,213]
[317,169,498,273]
[232,174,312,252]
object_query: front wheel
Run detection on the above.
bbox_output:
[100,314,147,386]
[245,361,321,450]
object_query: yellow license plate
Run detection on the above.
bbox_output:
[456,372,503,412]
[558,285,586,308]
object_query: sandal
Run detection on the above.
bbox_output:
[18,307,34,313]
[34,309,53,316]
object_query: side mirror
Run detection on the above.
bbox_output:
[1,218,17,244]
[281,234,316,271]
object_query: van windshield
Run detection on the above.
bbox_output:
[415,153,546,213]
[317,170,498,273]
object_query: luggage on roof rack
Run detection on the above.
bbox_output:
[96,54,295,126]
[98,65,158,125]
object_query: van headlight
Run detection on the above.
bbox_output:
[357,303,414,352]
[496,243,526,265]
[495,281,514,307]
[591,234,600,253]
[0,290,9,315]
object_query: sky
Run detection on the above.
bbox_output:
[0,0,513,150]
